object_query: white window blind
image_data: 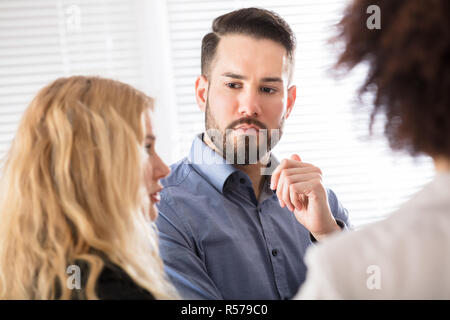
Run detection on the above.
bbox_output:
[166,0,435,228]
[0,0,436,229]
[0,0,150,161]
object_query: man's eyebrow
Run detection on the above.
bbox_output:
[221,72,247,80]
[221,72,283,83]
[261,77,283,83]
[146,134,156,141]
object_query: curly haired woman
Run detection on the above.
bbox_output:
[295,0,450,299]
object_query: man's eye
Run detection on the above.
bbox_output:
[226,82,241,89]
[145,144,152,153]
[261,87,276,94]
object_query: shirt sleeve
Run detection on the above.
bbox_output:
[327,187,353,230]
[309,188,353,243]
[155,193,223,300]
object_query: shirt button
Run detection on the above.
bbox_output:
[239,178,245,184]
[272,249,278,257]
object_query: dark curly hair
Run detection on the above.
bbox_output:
[334,0,450,158]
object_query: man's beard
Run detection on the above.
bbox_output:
[204,98,284,165]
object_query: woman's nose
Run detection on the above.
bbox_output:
[153,154,170,181]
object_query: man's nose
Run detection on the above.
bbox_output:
[237,88,261,117]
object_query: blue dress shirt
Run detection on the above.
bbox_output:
[156,133,351,300]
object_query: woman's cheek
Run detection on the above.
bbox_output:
[144,161,153,194]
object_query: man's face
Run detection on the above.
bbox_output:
[197,34,296,164]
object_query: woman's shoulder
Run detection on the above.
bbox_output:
[95,261,155,300]
[71,257,155,300]
[299,177,450,298]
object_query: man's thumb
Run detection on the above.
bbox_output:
[291,154,302,162]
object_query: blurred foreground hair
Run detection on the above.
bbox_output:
[334,0,450,158]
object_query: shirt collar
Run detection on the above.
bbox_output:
[187,133,280,194]
[188,133,239,193]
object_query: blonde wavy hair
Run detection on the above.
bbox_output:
[0,76,178,299]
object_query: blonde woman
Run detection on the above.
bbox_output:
[0,76,179,299]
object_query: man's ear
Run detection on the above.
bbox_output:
[195,75,208,112]
[285,85,297,119]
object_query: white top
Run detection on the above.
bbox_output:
[294,172,450,299]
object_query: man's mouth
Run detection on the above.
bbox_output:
[234,124,260,134]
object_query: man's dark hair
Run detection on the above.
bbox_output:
[201,7,296,83]
[334,0,450,158]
